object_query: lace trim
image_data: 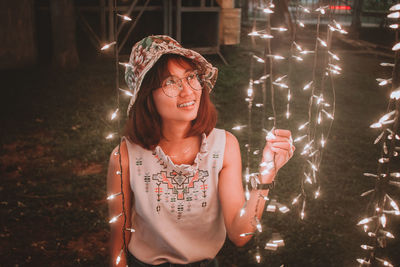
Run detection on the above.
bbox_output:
[153,133,208,175]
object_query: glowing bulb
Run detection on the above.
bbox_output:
[390,3,400,11]
[107,192,121,200]
[294,135,307,143]
[357,217,373,225]
[117,14,132,21]
[116,171,122,175]
[247,87,254,97]
[109,213,123,223]
[300,200,306,219]
[333,20,342,30]
[253,54,265,63]
[390,90,400,100]
[240,208,245,217]
[119,88,134,97]
[304,173,313,184]
[292,55,303,61]
[298,21,305,27]
[232,125,246,130]
[361,244,373,250]
[293,41,302,51]
[292,194,301,205]
[300,50,314,55]
[307,160,318,171]
[317,112,322,124]
[322,109,334,119]
[272,82,288,88]
[119,62,132,68]
[255,254,261,263]
[328,51,340,60]
[380,214,387,227]
[387,11,400,18]
[303,81,313,90]
[126,228,136,232]
[240,232,254,237]
[101,41,116,51]
[248,31,260,36]
[389,24,399,29]
[261,34,274,39]
[106,133,115,139]
[115,249,123,265]
[274,75,287,82]
[263,8,274,13]
[317,38,327,47]
[299,5,310,13]
[380,62,395,67]
[392,42,400,51]
[298,121,309,130]
[111,108,119,120]
[321,135,325,147]
[314,188,320,199]
[255,217,262,232]
[357,259,370,264]
[245,188,250,201]
[271,27,287,32]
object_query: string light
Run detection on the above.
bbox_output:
[109,213,123,224]
[390,3,400,11]
[101,41,116,51]
[119,88,134,97]
[115,249,123,265]
[116,13,132,21]
[107,192,122,200]
[387,11,400,19]
[111,108,119,120]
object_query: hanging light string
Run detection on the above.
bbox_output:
[102,0,135,264]
[239,1,291,263]
[290,0,344,219]
[357,5,400,266]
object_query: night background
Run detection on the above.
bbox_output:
[1,0,400,266]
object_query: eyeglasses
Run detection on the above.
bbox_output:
[160,70,204,98]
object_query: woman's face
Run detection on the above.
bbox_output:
[152,58,202,125]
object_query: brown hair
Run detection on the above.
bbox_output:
[124,54,217,150]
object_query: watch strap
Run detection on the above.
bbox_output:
[257,181,274,190]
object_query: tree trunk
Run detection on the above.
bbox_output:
[0,0,36,69]
[350,0,363,39]
[50,0,79,68]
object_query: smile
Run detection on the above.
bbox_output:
[177,101,195,108]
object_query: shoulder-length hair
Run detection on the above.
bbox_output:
[124,54,217,150]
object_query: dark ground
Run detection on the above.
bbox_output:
[1,24,400,267]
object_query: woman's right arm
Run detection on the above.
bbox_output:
[107,140,132,266]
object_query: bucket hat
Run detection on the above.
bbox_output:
[125,35,218,115]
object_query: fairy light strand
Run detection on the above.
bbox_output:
[357,5,400,266]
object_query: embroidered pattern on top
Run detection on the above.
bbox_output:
[152,170,209,219]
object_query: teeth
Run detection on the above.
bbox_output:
[178,101,195,108]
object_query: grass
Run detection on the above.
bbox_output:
[1,27,399,266]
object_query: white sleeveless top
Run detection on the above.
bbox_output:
[124,128,226,265]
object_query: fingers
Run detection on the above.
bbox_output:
[274,129,292,138]
[270,142,295,157]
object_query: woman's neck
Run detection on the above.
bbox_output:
[161,120,192,142]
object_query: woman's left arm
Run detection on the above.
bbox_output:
[218,130,294,247]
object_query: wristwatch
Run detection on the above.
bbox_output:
[250,174,275,190]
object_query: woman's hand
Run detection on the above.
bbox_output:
[261,129,295,180]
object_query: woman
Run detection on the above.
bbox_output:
[107,35,294,266]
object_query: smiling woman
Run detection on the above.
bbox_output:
[124,54,217,151]
[107,35,295,267]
